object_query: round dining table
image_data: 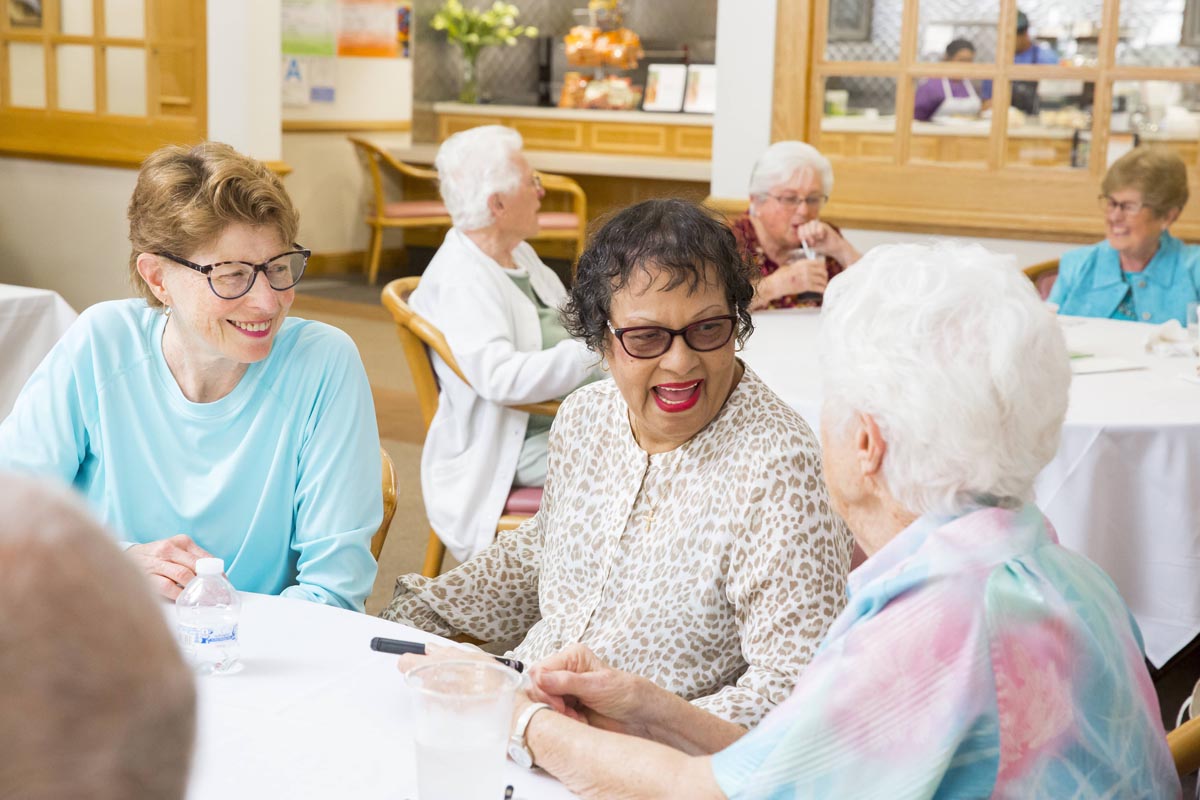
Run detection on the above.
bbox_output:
[181,592,579,800]
[741,308,1200,669]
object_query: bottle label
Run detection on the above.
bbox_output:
[179,624,238,645]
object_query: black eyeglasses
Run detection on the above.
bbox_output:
[607,315,737,359]
[158,246,310,300]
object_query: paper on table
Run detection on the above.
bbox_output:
[1071,357,1146,375]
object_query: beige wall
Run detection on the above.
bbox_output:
[0,157,136,310]
[283,131,414,256]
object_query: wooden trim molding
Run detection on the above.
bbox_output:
[265,160,293,177]
[282,119,413,133]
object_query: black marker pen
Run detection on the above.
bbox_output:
[369,637,525,673]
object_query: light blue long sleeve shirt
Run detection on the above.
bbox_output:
[1049,231,1200,325]
[0,300,381,611]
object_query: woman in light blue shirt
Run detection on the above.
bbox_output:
[1050,146,1199,325]
[0,143,381,610]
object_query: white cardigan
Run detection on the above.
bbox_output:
[410,229,596,561]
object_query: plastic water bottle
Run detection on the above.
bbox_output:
[176,558,243,675]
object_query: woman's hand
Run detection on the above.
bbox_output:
[528,644,657,739]
[126,534,214,600]
[796,220,861,266]
[775,257,829,296]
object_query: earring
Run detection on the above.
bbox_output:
[163,305,172,317]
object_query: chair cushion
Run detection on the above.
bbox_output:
[537,212,580,231]
[503,486,543,515]
[381,200,450,219]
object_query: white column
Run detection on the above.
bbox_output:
[207,0,282,161]
[710,0,776,200]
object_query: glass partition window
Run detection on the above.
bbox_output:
[1111,80,1200,171]
[825,0,903,61]
[817,77,899,162]
[0,0,205,164]
[1118,0,1200,67]
[917,1,999,63]
[1010,1,1103,66]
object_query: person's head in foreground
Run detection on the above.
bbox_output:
[130,141,307,395]
[436,124,545,244]
[564,197,753,452]
[1098,146,1188,264]
[0,475,195,800]
[399,242,1178,799]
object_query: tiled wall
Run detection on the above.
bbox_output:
[411,0,718,106]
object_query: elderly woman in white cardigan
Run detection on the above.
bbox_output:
[409,125,600,562]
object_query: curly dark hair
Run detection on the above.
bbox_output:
[562,198,755,354]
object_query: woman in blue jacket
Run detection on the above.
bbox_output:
[1050,146,1199,325]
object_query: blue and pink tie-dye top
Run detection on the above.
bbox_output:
[710,504,1179,799]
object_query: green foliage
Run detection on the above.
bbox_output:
[430,0,538,62]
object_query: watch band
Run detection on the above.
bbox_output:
[509,702,552,769]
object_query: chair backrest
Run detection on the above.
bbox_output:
[1024,259,1059,301]
[1168,714,1200,778]
[347,137,443,217]
[371,446,398,561]
[380,277,561,426]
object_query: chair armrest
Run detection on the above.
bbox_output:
[510,399,561,417]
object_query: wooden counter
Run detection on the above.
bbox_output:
[433,102,713,161]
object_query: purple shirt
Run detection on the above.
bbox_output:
[913,78,976,121]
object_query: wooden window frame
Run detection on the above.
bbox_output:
[772,0,1200,243]
[0,0,207,168]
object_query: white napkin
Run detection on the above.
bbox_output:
[1145,320,1198,357]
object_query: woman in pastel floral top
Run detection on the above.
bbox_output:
[731,141,861,310]
[383,199,853,727]
[400,242,1179,799]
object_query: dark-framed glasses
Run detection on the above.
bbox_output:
[1098,195,1150,217]
[158,246,310,300]
[607,315,737,359]
[768,193,828,211]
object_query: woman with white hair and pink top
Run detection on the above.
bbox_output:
[405,125,601,562]
[732,141,861,310]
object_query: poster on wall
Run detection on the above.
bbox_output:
[282,0,337,56]
[397,2,412,58]
[337,0,399,58]
[282,56,337,106]
[642,64,686,112]
[682,64,717,114]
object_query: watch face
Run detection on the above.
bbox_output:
[507,742,533,769]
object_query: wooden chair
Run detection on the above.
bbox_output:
[371,446,398,561]
[1024,259,1059,301]
[530,170,588,266]
[348,137,454,286]
[381,277,559,577]
[1168,714,1200,778]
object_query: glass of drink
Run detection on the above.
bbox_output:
[406,660,521,800]
[1188,301,1199,342]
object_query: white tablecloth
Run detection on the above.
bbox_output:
[184,593,579,800]
[742,309,1200,668]
[0,284,76,419]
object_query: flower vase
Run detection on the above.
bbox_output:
[458,53,480,103]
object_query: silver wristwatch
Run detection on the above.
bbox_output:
[507,702,552,769]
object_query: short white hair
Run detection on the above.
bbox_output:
[748,141,835,200]
[434,125,524,231]
[819,242,1070,517]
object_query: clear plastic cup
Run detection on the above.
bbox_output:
[406,660,521,800]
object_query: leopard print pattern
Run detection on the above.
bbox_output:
[382,365,853,726]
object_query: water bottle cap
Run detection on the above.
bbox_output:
[196,558,224,576]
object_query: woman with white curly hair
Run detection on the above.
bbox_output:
[399,242,1178,799]
[408,125,601,561]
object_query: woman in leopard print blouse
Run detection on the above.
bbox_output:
[382,199,852,727]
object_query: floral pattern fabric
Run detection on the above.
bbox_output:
[711,504,1179,799]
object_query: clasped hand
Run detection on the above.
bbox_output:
[126,534,214,600]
